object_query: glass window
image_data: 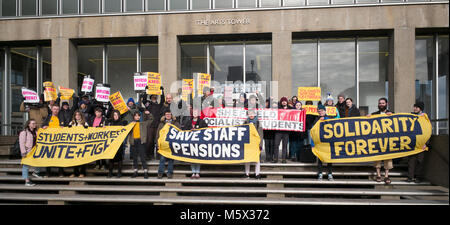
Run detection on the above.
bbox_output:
[141,43,159,73]
[126,0,143,12]
[214,0,233,9]
[2,0,17,17]
[192,0,210,10]
[382,0,403,3]
[356,0,378,3]
[415,37,434,126]
[284,0,305,6]
[180,43,207,80]
[320,39,356,107]
[77,45,103,93]
[42,0,58,15]
[291,40,318,96]
[22,0,37,16]
[83,0,100,13]
[108,44,137,102]
[104,0,122,13]
[62,0,79,14]
[238,0,256,8]
[210,42,244,94]
[170,0,188,10]
[438,35,449,134]
[260,0,280,7]
[308,0,329,5]
[333,0,353,4]
[245,41,272,99]
[359,37,389,115]
[147,0,165,10]
[42,47,52,82]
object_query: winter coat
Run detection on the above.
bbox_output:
[88,116,107,127]
[244,117,263,148]
[20,102,48,128]
[128,113,154,146]
[155,115,181,145]
[182,117,208,131]
[344,104,361,118]
[18,129,36,156]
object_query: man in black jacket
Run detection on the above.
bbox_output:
[145,86,165,160]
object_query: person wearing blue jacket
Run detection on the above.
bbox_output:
[310,104,334,181]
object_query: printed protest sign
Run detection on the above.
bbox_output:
[298,87,321,101]
[195,73,211,96]
[81,77,94,92]
[326,106,338,117]
[109,91,128,114]
[95,86,111,103]
[134,73,147,91]
[303,105,319,116]
[146,72,162,95]
[182,79,194,102]
[43,82,57,102]
[310,113,432,163]
[157,123,261,164]
[21,123,135,167]
[58,86,74,101]
[21,87,40,104]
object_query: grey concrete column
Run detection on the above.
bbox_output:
[392,27,415,113]
[2,47,11,135]
[272,31,292,99]
[158,33,180,94]
[51,38,78,90]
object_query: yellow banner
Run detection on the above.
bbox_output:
[58,86,74,101]
[146,72,162,95]
[182,79,194,102]
[310,113,432,163]
[21,123,135,167]
[157,123,261,164]
[109,91,129,115]
[298,87,321,101]
[196,73,211,96]
[43,82,57,102]
[303,105,318,116]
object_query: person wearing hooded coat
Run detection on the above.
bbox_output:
[273,96,291,163]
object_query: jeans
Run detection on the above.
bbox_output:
[289,138,304,160]
[158,155,174,174]
[22,165,40,180]
[191,164,201,174]
[318,160,333,175]
[273,132,289,161]
[132,139,148,170]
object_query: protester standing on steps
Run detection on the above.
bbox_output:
[273,97,291,163]
[244,109,263,179]
[311,104,334,181]
[156,110,181,179]
[88,107,107,171]
[42,104,65,178]
[19,119,42,186]
[129,110,153,179]
[406,101,428,183]
[182,108,208,179]
[68,110,89,178]
[107,110,128,178]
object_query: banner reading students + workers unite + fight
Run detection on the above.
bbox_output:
[157,123,261,164]
[310,113,432,163]
[21,123,136,167]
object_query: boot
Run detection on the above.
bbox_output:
[131,170,138,178]
[144,170,149,179]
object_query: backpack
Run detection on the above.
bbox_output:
[11,138,22,159]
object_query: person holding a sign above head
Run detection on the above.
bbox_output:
[68,110,89,178]
[107,110,128,178]
[367,97,394,185]
[19,119,42,186]
[244,109,263,179]
[344,97,360,118]
[89,107,107,170]
[42,105,65,177]
[55,92,79,127]
[156,110,181,179]
[311,104,334,181]
[142,86,166,161]
[273,97,291,163]
[129,110,153,179]
[182,108,208,179]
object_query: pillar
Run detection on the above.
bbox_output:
[272,31,292,100]
[158,33,180,95]
[51,38,78,91]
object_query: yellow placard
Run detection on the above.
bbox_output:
[196,73,211,96]
[298,87,321,101]
[326,106,338,117]
[182,79,194,102]
[157,123,261,164]
[310,113,432,163]
[146,72,162,95]
[21,123,135,167]
[43,82,57,102]
[109,91,129,115]
[58,86,74,101]
[303,105,318,116]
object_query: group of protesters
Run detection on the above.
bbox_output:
[18,84,427,187]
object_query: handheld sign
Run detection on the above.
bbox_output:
[43,81,57,102]
[109,91,128,114]
[181,79,194,102]
[146,72,162,95]
[21,87,40,104]
[95,85,111,103]
[298,87,321,101]
[326,106,338,117]
[81,77,94,93]
[58,86,75,101]
[303,105,319,116]
[134,73,147,91]
[195,73,211,96]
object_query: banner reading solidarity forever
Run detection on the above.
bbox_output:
[310,113,432,163]
[202,107,306,132]
[21,123,135,167]
[157,123,261,164]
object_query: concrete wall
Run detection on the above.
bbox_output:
[424,135,449,188]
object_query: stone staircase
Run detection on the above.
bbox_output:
[0,158,448,205]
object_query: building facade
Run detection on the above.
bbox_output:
[0,0,449,136]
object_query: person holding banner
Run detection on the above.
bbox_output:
[311,104,334,181]
[273,97,291,163]
[182,108,208,179]
[244,110,263,179]
[289,101,305,162]
[42,105,65,177]
[129,110,154,179]
[156,110,181,179]
[89,107,107,170]
[344,98,360,118]
[19,119,42,186]
[107,110,128,178]
[263,100,276,163]
[68,110,89,178]
[234,93,248,109]
[368,97,394,185]
[407,102,428,183]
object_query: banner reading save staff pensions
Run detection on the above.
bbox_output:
[310,113,432,163]
[21,123,135,167]
[157,123,261,164]
[202,107,306,132]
